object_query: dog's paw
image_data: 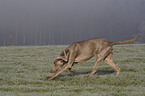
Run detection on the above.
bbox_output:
[69,69,76,73]
[46,77,53,80]
[71,70,77,73]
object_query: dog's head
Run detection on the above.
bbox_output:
[50,57,67,73]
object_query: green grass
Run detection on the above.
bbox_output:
[0,44,145,96]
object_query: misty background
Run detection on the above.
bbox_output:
[0,0,145,46]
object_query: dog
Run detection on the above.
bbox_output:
[46,36,140,80]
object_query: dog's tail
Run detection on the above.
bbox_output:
[111,36,140,45]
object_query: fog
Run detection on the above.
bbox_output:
[0,0,145,46]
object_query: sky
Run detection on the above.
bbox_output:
[0,0,145,45]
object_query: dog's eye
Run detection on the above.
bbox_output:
[60,60,64,63]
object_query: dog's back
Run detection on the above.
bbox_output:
[63,38,112,62]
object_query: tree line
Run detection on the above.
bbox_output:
[0,0,145,46]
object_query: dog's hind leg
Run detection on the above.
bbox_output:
[68,62,77,73]
[88,47,113,78]
[104,53,120,76]
[87,56,102,78]
[68,68,76,73]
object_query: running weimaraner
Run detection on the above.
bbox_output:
[46,36,140,80]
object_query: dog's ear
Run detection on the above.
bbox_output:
[54,58,66,66]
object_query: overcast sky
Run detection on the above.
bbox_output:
[0,0,145,45]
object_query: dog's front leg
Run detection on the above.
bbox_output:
[46,64,69,80]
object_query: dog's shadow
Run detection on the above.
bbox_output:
[56,70,115,79]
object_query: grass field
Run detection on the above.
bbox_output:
[0,44,145,96]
